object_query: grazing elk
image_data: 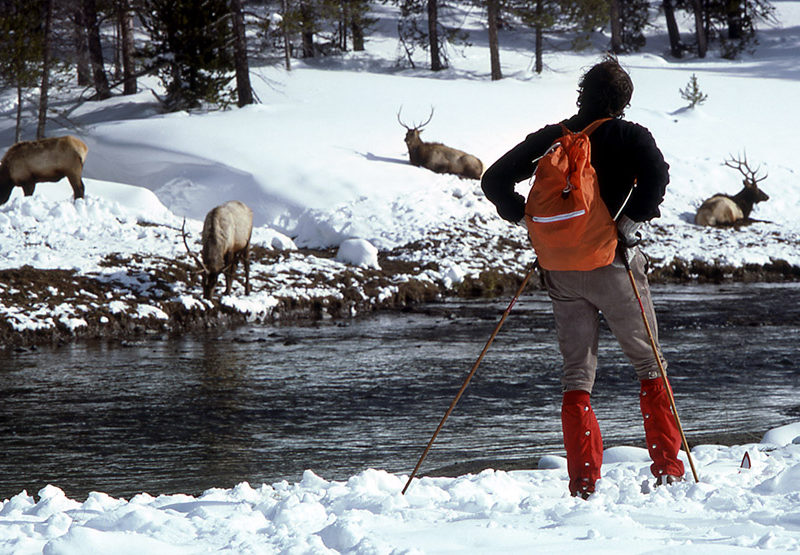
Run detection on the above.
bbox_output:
[694,155,769,227]
[397,108,484,180]
[182,200,253,301]
[0,136,88,205]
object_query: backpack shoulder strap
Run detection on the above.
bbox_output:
[580,118,612,136]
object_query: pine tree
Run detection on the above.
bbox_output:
[142,0,236,111]
[679,73,707,108]
[0,0,48,140]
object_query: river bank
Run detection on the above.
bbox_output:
[2,231,799,351]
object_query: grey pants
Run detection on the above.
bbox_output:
[541,248,666,393]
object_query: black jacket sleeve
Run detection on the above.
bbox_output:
[480,124,562,223]
[623,123,670,222]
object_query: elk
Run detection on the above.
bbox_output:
[397,107,484,180]
[0,136,88,205]
[694,155,769,227]
[182,200,253,301]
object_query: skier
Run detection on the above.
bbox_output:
[481,56,685,498]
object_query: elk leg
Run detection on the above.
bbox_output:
[0,186,12,205]
[21,182,35,196]
[224,253,236,295]
[67,174,85,199]
[243,244,251,295]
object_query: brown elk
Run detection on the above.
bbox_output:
[182,200,253,300]
[0,136,88,205]
[397,108,484,180]
[694,155,769,226]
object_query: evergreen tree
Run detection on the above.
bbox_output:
[608,0,649,52]
[0,0,48,140]
[141,0,236,111]
[676,0,774,58]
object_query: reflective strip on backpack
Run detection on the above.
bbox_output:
[530,209,586,223]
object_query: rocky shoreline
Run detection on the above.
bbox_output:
[2,248,799,351]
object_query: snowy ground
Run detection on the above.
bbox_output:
[1,2,800,552]
[1,422,800,553]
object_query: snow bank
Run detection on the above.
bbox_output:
[2,422,800,553]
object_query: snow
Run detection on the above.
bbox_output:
[1,1,800,552]
[3,431,800,553]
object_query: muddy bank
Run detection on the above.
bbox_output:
[2,251,799,350]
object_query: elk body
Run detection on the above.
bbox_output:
[695,156,769,226]
[0,136,88,205]
[183,200,253,300]
[398,108,483,180]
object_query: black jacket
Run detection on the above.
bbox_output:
[481,113,670,224]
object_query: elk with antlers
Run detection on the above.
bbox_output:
[182,200,253,300]
[694,155,769,226]
[397,107,484,180]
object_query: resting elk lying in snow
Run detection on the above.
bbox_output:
[0,135,88,205]
[694,155,769,226]
[182,200,253,301]
[398,107,484,180]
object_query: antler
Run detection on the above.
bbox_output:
[397,106,411,130]
[724,154,768,186]
[181,218,208,274]
[396,105,435,130]
[417,106,434,129]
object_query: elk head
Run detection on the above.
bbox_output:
[181,218,209,282]
[397,106,434,149]
[724,154,769,205]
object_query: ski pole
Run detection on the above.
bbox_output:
[620,247,700,483]
[401,263,537,495]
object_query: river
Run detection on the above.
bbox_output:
[1,282,798,500]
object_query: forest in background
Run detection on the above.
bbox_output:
[0,0,779,141]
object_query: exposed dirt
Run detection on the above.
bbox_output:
[1,240,798,351]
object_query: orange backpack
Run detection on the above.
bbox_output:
[524,119,617,271]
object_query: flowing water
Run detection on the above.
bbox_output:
[1,283,799,500]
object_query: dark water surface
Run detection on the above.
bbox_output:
[1,283,799,500]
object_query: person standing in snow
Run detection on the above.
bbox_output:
[480,56,684,499]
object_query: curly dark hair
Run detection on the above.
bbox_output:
[576,56,634,118]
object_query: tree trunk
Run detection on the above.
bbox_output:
[340,0,348,51]
[73,5,91,86]
[609,0,623,53]
[350,0,365,51]
[693,0,707,58]
[113,11,122,79]
[428,0,443,71]
[487,0,502,80]
[37,0,53,140]
[119,0,137,95]
[300,1,315,58]
[282,0,292,70]
[230,0,253,107]
[15,84,23,143]
[726,0,743,40]
[534,0,543,74]
[351,20,365,51]
[663,0,683,58]
[83,0,111,99]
